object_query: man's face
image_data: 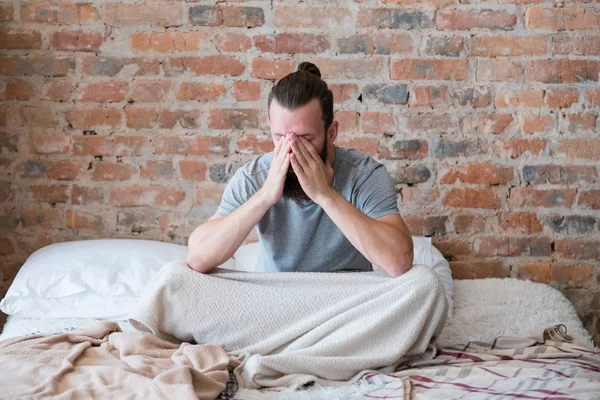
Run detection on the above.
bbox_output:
[269,98,328,202]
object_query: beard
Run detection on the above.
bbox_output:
[283,143,328,203]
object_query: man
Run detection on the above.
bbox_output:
[187,62,414,277]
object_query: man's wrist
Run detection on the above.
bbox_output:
[316,187,340,210]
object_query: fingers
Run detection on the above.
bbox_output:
[297,136,320,161]
[290,152,304,175]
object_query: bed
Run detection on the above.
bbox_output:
[1,238,599,399]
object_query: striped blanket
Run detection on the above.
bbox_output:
[359,327,600,399]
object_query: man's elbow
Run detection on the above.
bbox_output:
[185,252,214,274]
[387,251,414,278]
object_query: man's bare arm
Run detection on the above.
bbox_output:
[186,192,272,273]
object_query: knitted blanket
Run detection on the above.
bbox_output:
[129,261,448,389]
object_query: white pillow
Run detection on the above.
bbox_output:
[233,237,454,320]
[0,239,234,319]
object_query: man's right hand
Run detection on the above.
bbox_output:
[259,133,292,206]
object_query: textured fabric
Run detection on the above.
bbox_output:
[216,146,400,273]
[0,321,231,400]
[128,261,448,390]
[362,331,600,399]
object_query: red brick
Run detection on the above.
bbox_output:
[495,89,544,108]
[406,114,455,132]
[521,114,554,133]
[401,187,440,206]
[477,60,523,82]
[391,59,468,80]
[474,237,551,257]
[470,35,546,56]
[66,210,104,231]
[48,160,84,180]
[215,33,251,52]
[0,237,13,256]
[0,29,42,50]
[523,165,598,185]
[424,35,464,56]
[19,106,56,128]
[330,84,359,104]
[73,136,148,156]
[30,130,69,154]
[553,139,600,160]
[236,135,273,154]
[546,88,580,108]
[176,83,226,102]
[20,1,55,23]
[0,55,74,77]
[131,80,171,102]
[494,139,546,158]
[451,213,485,234]
[92,161,137,181]
[357,8,433,29]
[179,160,207,181]
[499,212,542,234]
[443,187,501,209]
[81,56,159,77]
[335,137,379,155]
[565,113,596,134]
[437,9,517,30]
[256,33,330,54]
[130,31,205,52]
[0,3,13,21]
[526,60,600,83]
[380,139,428,160]
[334,111,359,132]
[360,112,394,134]
[517,262,551,283]
[274,7,351,28]
[79,81,128,102]
[233,81,261,102]
[41,81,72,101]
[410,86,448,107]
[221,6,265,27]
[403,215,447,237]
[30,184,70,203]
[433,240,471,258]
[153,136,230,155]
[164,56,244,76]
[158,109,202,129]
[57,3,99,24]
[0,106,7,127]
[450,260,509,279]
[526,7,597,30]
[553,36,600,56]
[585,88,600,107]
[508,188,576,208]
[551,263,595,288]
[110,185,185,207]
[3,207,63,229]
[578,190,600,210]
[71,185,104,205]
[251,58,295,80]
[66,108,121,129]
[103,2,184,26]
[555,240,599,261]
[461,113,514,134]
[209,108,259,129]
[124,107,158,129]
[5,81,34,100]
[140,161,174,180]
[440,163,513,184]
[338,33,412,55]
[51,31,103,52]
[314,57,385,79]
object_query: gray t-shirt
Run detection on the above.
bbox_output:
[216,146,400,272]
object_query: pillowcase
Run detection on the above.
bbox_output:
[0,239,234,319]
[233,237,454,320]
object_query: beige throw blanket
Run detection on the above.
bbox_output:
[0,321,230,400]
[129,262,448,389]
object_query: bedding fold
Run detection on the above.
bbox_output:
[0,321,230,400]
[128,261,448,389]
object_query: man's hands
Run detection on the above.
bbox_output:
[259,133,292,206]
[289,134,335,206]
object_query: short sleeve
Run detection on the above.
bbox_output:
[354,164,400,220]
[215,168,259,217]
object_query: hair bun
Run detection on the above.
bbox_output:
[297,62,321,78]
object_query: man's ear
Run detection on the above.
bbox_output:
[327,120,339,144]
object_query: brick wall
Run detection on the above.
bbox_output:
[0,1,599,343]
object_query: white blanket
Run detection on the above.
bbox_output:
[129,261,448,389]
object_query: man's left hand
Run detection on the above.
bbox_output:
[289,134,334,205]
